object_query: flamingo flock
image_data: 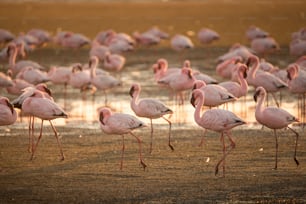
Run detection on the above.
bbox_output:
[0,25,305,177]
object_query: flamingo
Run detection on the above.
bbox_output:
[219,64,249,99]
[0,28,15,44]
[197,28,220,45]
[21,90,67,160]
[27,28,51,47]
[289,39,306,56]
[98,107,147,170]
[89,40,110,61]
[153,58,180,82]
[183,60,218,84]
[89,56,122,105]
[129,83,174,153]
[157,67,196,105]
[8,42,45,76]
[190,89,246,176]
[16,66,49,85]
[216,56,244,80]
[245,25,269,41]
[246,55,287,107]
[250,37,280,57]
[103,51,126,74]
[0,71,13,89]
[216,43,254,63]
[253,86,299,169]
[0,96,17,126]
[287,64,306,125]
[170,34,194,52]
[193,80,237,108]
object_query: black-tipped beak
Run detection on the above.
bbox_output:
[99,111,105,125]
[188,70,193,79]
[129,86,135,98]
[43,86,52,97]
[253,90,260,102]
[190,93,196,108]
[287,70,292,80]
[6,99,14,114]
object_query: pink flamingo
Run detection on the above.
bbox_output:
[193,80,237,108]
[16,66,49,85]
[0,41,26,62]
[217,43,254,63]
[8,42,45,76]
[89,40,110,61]
[219,64,249,99]
[153,58,180,82]
[6,70,33,95]
[289,39,306,56]
[216,56,243,80]
[103,51,126,73]
[129,83,174,153]
[250,37,280,57]
[246,55,287,107]
[133,31,161,46]
[22,90,67,160]
[27,28,51,47]
[184,60,218,84]
[60,32,91,49]
[0,71,13,89]
[89,56,122,104]
[170,34,194,52]
[190,89,246,176]
[254,86,299,169]
[98,107,147,170]
[245,25,269,41]
[157,67,196,105]
[0,96,17,126]
[197,28,220,45]
[287,64,306,125]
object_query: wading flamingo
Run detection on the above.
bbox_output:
[0,97,17,126]
[254,86,299,169]
[98,107,147,170]
[190,89,246,176]
[21,90,67,160]
[129,83,174,153]
[246,55,287,107]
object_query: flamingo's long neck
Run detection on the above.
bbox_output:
[194,93,205,125]
[255,92,266,117]
[238,69,248,94]
[9,47,17,67]
[90,62,97,78]
[249,58,259,79]
[131,89,140,112]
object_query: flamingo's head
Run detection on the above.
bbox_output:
[253,86,265,102]
[129,83,140,98]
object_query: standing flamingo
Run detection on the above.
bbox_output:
[170,34,194,52]
[98,107,147,170]
[197,28,220,45]
[253,86,299,169]
[0,96,17,126]
[129,83,174,153]
[190,89,246,176]
[246,55,287,107]
[21,90,67,160]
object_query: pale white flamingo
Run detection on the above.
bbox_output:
[129,83,174,153]
[0,28,15,44]
[21,89,67,160]
[89,56,122,104]
[245,25,269,41]
[170,34,194,52]
[190,89,246,176]
[197,28,220,45]
[0,96,17,126]
[98,107,147,170]
[0,41,25,62]
[133,31,161,46]
[246,55,287,107]
[253,86,299,169]
[60,32,91,49]
[157,67,196,105]
[193,80,237,108]
[153,58,180,82]
[291,27,306,40]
